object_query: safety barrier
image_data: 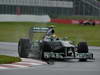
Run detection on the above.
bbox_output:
[0,15,50,22]
[51,19,100,24]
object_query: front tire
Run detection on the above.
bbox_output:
[77,42,88,53]
[77,42,88,62]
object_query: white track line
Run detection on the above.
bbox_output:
[0,64,27,68]
[21,58,47,64]
[0,66,8,69]
[14,62,42,66]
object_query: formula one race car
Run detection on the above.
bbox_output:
[18,26,94,62]
[80,20,96,26]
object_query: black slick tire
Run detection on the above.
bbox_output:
[18,38,30,58]
[77,42,88,62]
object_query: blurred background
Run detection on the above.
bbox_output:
[0,0,100,46]
[0,0,100,21]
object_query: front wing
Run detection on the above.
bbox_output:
[43,52,94,60]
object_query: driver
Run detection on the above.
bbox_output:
[46,25,55,36]
[44,25,57,41]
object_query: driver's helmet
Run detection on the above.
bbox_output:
[48,25,55,28]
[51,34,57,38]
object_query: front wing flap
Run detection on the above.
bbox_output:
[43,52,94,60]
[75,53,94,59]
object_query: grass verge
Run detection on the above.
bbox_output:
[0,55,21,64]
[0,22,100,46]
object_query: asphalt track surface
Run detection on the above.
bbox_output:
[0,42,100,75]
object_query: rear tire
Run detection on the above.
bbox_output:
[77,42,88,62]
[18,38,31,58]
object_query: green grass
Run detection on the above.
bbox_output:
[0,55,21,64]
[0,22,100,46]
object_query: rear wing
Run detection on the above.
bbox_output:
[29,26,49,41]
[31,27,49,33]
